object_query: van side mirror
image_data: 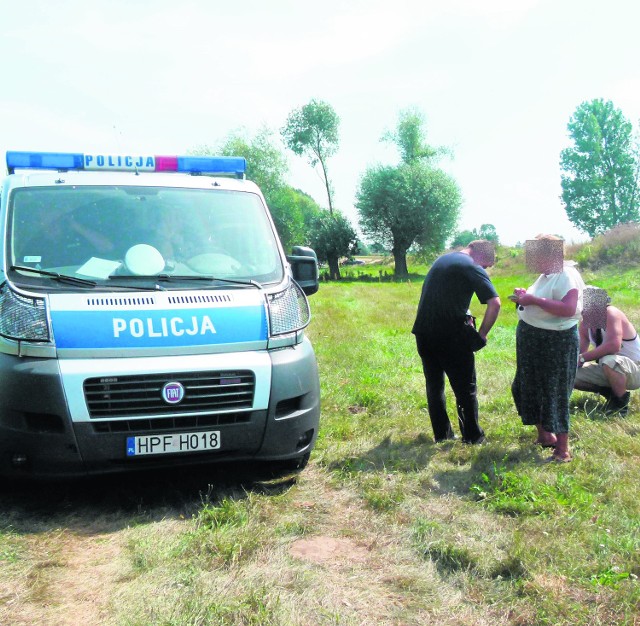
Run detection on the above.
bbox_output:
[287,246,319,296]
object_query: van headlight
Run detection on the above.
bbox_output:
[0,284,50,341]
[267,280,311,336]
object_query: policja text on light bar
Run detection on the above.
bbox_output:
[6,151,246,177]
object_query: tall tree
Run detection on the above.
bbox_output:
[218,127,288,198]
[281,99,339,214]
[356,162,460,277]
[357,109,461,277]
[281,99,355,279]
[560,99,639,236]
[477,223,499,243]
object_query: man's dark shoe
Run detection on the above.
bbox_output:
[434,434,457,443]
[604,391,631,416]
[596,386,612,401]
[462,435,486,445]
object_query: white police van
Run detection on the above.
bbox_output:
[0,151,320,477]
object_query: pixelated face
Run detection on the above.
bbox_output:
[582,287,609,329]
[470,241,496,269]
[525,239,563,274]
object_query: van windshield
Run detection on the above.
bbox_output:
[8,185,284,285]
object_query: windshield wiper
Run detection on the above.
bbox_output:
[10,266,97,287]
[158,275,262,288]
[109,274,262,289]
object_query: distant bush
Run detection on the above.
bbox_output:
[320,254,411,282]
[492,245,524,273]
[566,222,640,269]
[320,267,422,282]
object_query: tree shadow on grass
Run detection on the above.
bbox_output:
[0,460,298,536]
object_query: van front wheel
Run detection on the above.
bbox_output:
[268,452,310,476]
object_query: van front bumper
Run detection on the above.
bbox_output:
[0,339,320,478]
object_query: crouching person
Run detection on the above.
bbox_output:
[574,286,640,416]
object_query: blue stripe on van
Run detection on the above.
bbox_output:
[50,305,268,349]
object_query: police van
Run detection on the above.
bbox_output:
[0,151,320,477]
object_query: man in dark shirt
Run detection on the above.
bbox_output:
[412,240,501,443]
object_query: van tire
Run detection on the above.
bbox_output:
[268,452,310,476]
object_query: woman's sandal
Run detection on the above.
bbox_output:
[535,439,557,449]
[544,453,572,463]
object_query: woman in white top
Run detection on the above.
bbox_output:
[511,235,585,462]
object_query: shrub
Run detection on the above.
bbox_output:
[567,223,640,269]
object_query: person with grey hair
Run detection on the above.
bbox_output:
[574,286,640,416]
[511,234,585,463]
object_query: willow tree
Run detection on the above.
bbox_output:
[356,108,461,277]
[357,162,460,277]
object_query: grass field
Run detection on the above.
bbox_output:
[308,269,640,624]
[1,263,639,625]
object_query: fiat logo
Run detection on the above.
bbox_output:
[162,382,185,404]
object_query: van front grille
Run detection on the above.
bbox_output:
[90,412,252,433]
[84,370,255,418]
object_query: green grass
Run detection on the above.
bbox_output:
[304,269,640,624]
[2,260,640,625]
[0,526,22,564]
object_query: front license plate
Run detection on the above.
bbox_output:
[126,431,221,457]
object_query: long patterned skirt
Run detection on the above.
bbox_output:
[511,320,579,434]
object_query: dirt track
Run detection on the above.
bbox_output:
[0,463,287,625]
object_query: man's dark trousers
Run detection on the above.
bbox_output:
[415,331,485,443]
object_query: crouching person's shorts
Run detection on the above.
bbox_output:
[575,354,640,390]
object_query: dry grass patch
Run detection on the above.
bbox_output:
[1,529,124,626]
[111,465,539,625]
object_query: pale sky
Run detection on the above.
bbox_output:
[2,0,640,245]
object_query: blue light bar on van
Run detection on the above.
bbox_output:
[6,151,247,177]
[7,151,84,172]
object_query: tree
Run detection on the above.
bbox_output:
[477,223,499,243]
[560,99,639,237]
[309,212,358,280]
[191,129,316,253]
[355,240,370,255]
[281,99,355,279]
[218,127,288,199]
[356,162,461,277]
[382,107,445,164]
[191,126,288,199]
[368,242,388,255]
[281,99,339,214]
[450,229,476,248]
[268,187,322,252]
[356,109,461,277]
[450,224,499,249]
